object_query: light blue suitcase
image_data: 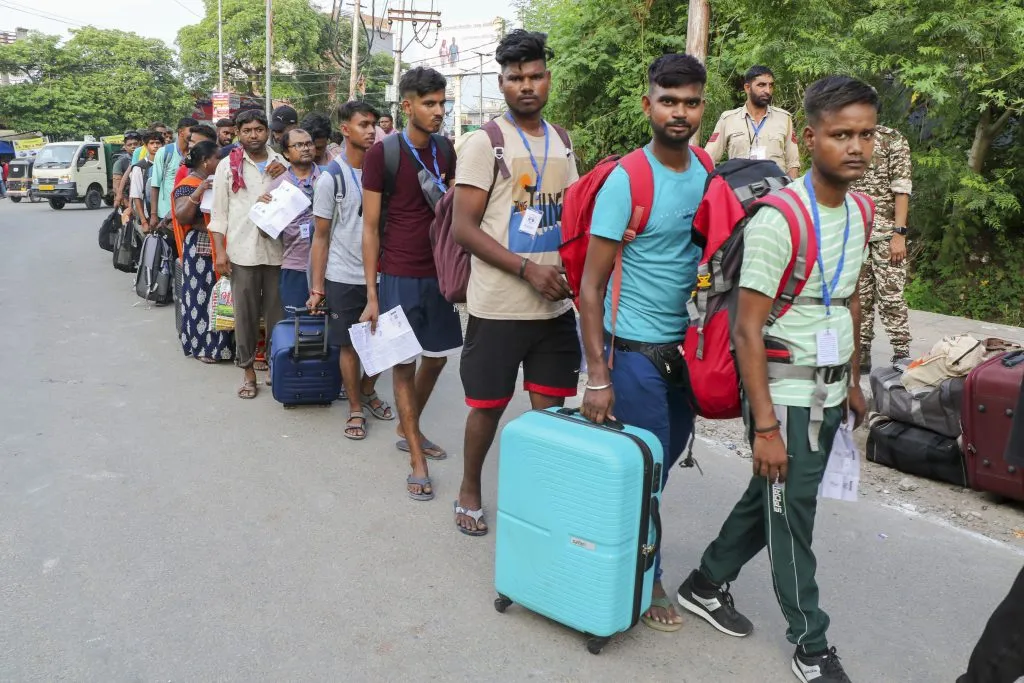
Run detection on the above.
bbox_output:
[493,407,664,654]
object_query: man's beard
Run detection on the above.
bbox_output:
[752,94,772,108]
[652,122,694,149]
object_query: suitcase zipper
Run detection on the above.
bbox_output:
[542,410,656,630]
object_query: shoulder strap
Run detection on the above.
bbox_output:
[481,120,511,182]
[430,133,454,170]
[847,191,875,244]
[326,159,346,199]
[382,134,402,197]
[754,187,817,325]
[690,145,715,173]
[550,124,572,157]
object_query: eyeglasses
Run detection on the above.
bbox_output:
[288,142,315,150]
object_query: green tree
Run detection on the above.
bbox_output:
[0,28,191,138]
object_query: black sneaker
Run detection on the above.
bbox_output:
[792,646,852,682]
[676,570,753,637]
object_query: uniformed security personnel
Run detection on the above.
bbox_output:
[851,125,913,371]
[704,65,800,177]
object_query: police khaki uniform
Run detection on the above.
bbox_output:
[704,105,801,174]
[851,125,912,363]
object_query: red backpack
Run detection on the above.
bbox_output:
[431,119,572,303]
[559,145,714,352]
[684,158,875,419]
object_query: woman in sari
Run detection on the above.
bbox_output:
[172,140,235,363]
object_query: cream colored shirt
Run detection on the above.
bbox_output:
[208,147,287,267]
[454,117,578,320]
[705,104,800,173]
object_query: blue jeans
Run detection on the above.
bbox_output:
[607,345,694,582]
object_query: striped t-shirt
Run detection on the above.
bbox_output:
[739,177,869,408]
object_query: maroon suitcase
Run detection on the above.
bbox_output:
[963,350,1024,500]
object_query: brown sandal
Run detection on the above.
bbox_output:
[237,380,258,399]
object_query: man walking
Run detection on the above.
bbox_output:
[150,117,198,232]
[676,76,876,683]
[452,30,580,536]
[361,67,462,501]
[851,125,912,371]
[705,66,800,177]
[208,109,288,400]
[579,53,709,632]
[309,101,394,441]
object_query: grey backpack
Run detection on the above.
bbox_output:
[134,232,174,305]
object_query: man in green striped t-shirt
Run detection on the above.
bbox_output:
[676,76,877,683]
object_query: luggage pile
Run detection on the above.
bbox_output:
[867,334,1024,500]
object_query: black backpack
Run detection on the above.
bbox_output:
[98,209,120,252]
[379,133,454,231]
[112,219,142,273]
[134,230,175,305]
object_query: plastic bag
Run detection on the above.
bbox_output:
[819,419,859,502]
[209,277,235,332]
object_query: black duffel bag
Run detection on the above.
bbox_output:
[867,418,967,487]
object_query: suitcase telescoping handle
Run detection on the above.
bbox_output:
[556,407,625,431]
[286,306,330,359]
[644,497,663,571]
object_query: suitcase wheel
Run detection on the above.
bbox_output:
[493,595,512,614]
[585,635,609,655]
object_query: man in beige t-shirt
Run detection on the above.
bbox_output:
[450,29,581,537]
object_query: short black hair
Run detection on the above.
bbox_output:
[648,53,707,90]
[744,66,774,84]
[495,29,553,68]
[235,109,269,129]
[177,117,199,131]
[300,113,332,140]
[189,124,217,142]
[281,127,311,150]
[142,130,164,144]
[804,75,880,125]
[124,130,141,141]
[399,66,446,99]
[150,121,167,130]
[378,113,393,122]
[337,100,379,122]
[185,140,219,169]
[215,118,235,129]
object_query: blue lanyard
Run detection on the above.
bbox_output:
[747,114,768,143]
[505,113,550,208]
[402,131,447,193]
[803,174,850,316]
[287,168,317,201]
[347,165,363,215]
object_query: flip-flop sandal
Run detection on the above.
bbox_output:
[407,475,434,502]
[339,386,348,401]
[396,438,448,461]
[237,381,258,400]
[642,596,684,632]
[344,412,367,441]
[361,391,395,421]
[453,501,488,537]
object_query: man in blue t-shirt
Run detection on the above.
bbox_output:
[579,53,708,633]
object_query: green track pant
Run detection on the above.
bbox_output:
[699,404,843,652]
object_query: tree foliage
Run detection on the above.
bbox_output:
[0,28,192,138]
[519,0,1024,324]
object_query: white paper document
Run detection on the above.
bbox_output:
[248,181,310,239]
[349,306,423,376]
[819,421,860,502]
[200,183,215,213]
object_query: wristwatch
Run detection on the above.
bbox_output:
[893,226,908,236]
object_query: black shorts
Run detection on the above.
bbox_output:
[379,274,463,358]
[325,281,367,348]
[460,309,581,409]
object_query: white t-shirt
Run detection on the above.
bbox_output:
[312,160,365,285]
[128,166,147,201]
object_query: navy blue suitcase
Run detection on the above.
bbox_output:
[493,407,664,654]
[269,309,342,408]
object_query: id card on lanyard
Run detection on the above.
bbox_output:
[505,113,550,237]
[803,174,850,366]
[402,131,447,194]
[748,114,768,160]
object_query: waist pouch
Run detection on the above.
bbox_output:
[606,333,691,391]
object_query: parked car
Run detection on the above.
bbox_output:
[32,141,118,210]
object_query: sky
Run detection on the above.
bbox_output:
[0,0,513,51]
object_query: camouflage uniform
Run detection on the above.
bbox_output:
[851,125,912,357]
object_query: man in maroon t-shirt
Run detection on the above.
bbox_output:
[361,67,462,502]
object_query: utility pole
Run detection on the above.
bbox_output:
[386,4,442,125]
[218,0,224,92]
[474,51,486,127]
[348,1,362,100]
[453,74,463,137]
[686,0,710,143]
[265,0,273,118]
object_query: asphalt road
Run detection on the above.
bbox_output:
[1,199,1020,683]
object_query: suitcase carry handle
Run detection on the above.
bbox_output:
[286,306,330,359]
[556,407,625,431]
[1002,351,1024,368]
[644,497,663,571]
